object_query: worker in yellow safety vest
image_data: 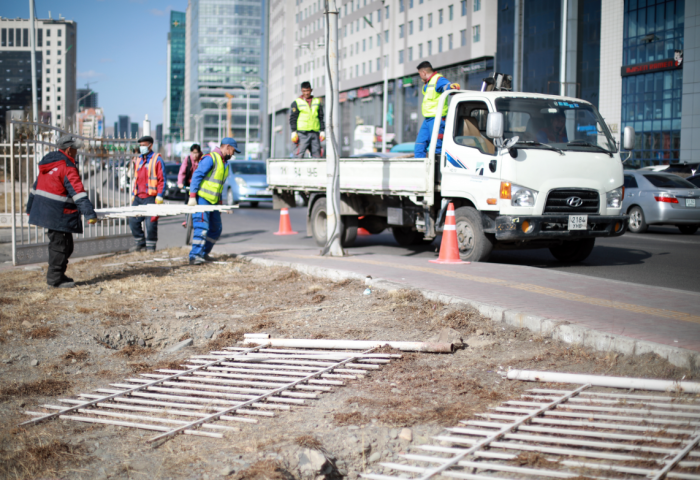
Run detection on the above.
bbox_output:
[290,81,325,158]
[415,61,461,158]
[186,138,238,265]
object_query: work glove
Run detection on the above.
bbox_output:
[291,132,299,144]
[87,218,98,224]
[450,83,461,90]
[187,197,197,207]
[155,196,164,204]
[319,131,326,142]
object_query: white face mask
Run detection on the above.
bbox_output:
[139,146,149,155]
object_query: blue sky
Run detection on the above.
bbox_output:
[3,0,188,128]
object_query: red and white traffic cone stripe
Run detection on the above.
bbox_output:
[430,203,469,264]
[273,208,298,235]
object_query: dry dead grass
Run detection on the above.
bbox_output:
[205,330,245,351]
[310,294,325,304]
[0,439,83,479]
[294,435,323,450]
[0,379,71,400]
[113,345,152,358]
[25,326,57,339]
[333,411,368,426]
[62,350,89,362]
[514,452,560,468]
[233,460,295,480]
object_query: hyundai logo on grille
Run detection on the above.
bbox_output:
[566,196,584,207]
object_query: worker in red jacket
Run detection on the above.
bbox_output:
[26,135,97,288]
[129,135,165,252]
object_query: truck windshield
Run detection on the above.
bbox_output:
[495,98,617,154]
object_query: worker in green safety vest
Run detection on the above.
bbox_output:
[290,81,325,158]
[415,61,461,158]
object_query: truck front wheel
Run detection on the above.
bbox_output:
[454,207,494,262]
[310,198,357,247]
[549,238,596,263]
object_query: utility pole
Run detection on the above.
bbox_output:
[29,0,38,124]
[323,0,343,256]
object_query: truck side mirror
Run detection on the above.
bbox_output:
[486,113,504,139]
[623,126,635,150]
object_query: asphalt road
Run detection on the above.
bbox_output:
[140,201,700,293]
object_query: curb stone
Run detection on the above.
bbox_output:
[232,254,700,373]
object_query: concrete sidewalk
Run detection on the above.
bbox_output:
[217,242,700,371]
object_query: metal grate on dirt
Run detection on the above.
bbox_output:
[22,341,400,444]
[363,385,700,480]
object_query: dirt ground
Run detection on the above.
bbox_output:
[0,248,694,480]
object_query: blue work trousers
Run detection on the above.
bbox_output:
[189,196,223,259]
[129,195,158,251]
[414,116,446,158]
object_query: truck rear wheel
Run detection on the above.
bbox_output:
[549,238,596,263]
[310,198,357,247]
[453,206,494,262]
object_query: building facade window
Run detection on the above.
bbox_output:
[472,25,480,42]
[439,9,444,24]
[377,33,381,45]
[399,49,404,64]
[409,21,413,35]
[460,29,466,46]
[419,43,423,57]
[449,5,454,20]
[428,13,433,28]
[409,46,413,61]
[385,30,389,42]
[448,33,453,49]
[399,24,404,38]
[419,17,423,31]
[622,0,684,165]
[399,0,404,12]
[462,1,467,16]
[474,0,481,11]
[428,40,432,55]
[438,36,443,52]
[377,57,381,70]
[385,5,389,18]
[410,0,414,8]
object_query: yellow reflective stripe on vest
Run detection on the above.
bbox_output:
[132,153,161,200]
[197,152,229,203]
[295,97,321,132]
[421,73,449,118]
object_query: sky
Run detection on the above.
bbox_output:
[3,0,188,128]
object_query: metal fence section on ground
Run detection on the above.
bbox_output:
[7,120,140,265]
[20,339,400,445]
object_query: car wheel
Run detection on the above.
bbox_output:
[549,238,596,263]
[678,225,699,235]
[226,188,235,206]
[628,206,648,233]
[249,202,259,208]
[454,206,494,262]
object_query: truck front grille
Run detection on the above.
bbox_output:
[543,189,599,214]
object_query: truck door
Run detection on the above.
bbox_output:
[441,100,500,210]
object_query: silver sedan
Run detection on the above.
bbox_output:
[622,170,700,234]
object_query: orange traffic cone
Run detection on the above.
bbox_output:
[430,203,469,264]
[273,208,298,235]
[357,216,371,236]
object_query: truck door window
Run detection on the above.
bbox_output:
[452,101,495,155]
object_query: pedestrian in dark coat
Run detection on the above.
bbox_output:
[26,134,97,288]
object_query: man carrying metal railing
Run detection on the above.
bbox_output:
[26,135,98,288]
[128,135,165,252]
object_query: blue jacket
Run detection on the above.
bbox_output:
[189,147,223,205]
[26,150,97,234]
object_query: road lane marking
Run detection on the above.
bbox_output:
[273,252,700,326]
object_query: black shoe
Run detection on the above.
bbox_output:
[189,256,206,265]
[203,254,216,262]
[129,245,146,253]
[61,275,74,283]
[50,281,75,289]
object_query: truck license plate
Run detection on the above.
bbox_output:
[687,198,696,208]
[568,215,588,230]
[257,189,272,195]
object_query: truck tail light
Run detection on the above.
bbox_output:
[500,182,511,200]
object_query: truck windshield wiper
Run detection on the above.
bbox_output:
[566,140,613,157]
[514,140,564,155]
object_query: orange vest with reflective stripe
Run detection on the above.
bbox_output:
[132,153,161,200]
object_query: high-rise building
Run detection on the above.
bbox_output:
[497,0,695,167]
[130,122,139,138]
[166,11,186,142]
[115,115,130,138]
[266,0,497,156]
[185,0,266,155]
[77,88,98,108]
[0,17,77,132]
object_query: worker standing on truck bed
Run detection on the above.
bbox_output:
[187,137,238,265]
[290,81,325,158]
[415,61,460,158]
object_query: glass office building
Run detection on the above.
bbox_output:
[621,0,684,165]
[168,11,186,142]
[189,0,265,152]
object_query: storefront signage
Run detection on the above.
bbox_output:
[621,51,682,77]
[462,61,487,73]
[339,92,348,103]
[402,76,414,87]
[357,87,371,98]
[369,85,383,95]
[347,90,357,100]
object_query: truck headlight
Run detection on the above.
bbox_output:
[234,177,248,187]
[606,187,623,208]
[511,184,538,207]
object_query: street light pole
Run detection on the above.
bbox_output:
[238,80,260,159]
[29,0,38,125]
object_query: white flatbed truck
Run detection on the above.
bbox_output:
[267,89,632,262]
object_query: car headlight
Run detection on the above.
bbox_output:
[511,184,538,207]
[166,180,176,188]
[234,177,248,187]
[606,186,623,208]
